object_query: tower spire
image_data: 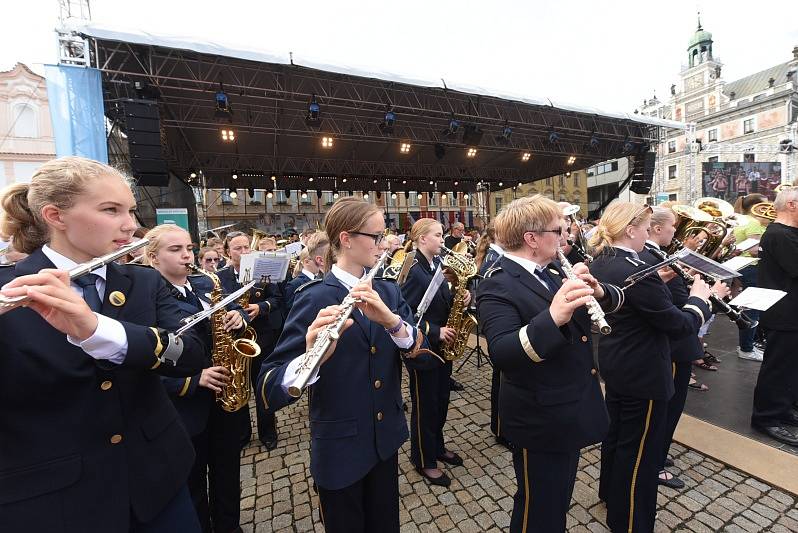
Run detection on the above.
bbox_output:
[697,11,702,31]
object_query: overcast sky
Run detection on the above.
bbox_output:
[2,1,795,112]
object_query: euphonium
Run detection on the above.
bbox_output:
[751,202,776,221]
[439,245,478,361]
[250,229,267,251]
[666,205,727,257]
[187,264,260,412]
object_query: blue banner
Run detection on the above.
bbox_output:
[44,65,108,162]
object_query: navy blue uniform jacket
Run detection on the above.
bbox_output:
[0,249,208,533]
[401,253,452,353]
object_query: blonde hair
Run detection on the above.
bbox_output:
[0,156,132,254]
[649,206,675,228]
[143,224,190,265]
[305,231,330,259]
[474,225,494,270]
[198,246,218,261]
[323,197,381,266]
[588,201,652,255]
[293,249,309,277]
[493,195,562,251]
[410,218,442,244]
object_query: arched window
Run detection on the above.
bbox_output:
[12,104,37,138]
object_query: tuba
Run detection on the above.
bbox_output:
[439,245,478,361]
[666,205,727,257]
[751,202,776,221]
[250,229,267,251]
[187,264,261,412]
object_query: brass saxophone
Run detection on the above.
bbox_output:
[187,264,261,412]
[237,267,259,343]
[439,245,478,361]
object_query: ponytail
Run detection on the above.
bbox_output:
[0,183,48,254]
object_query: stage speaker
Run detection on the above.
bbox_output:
[629,151,656,194]
[123,99,169,186]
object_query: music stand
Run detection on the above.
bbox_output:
[456,277,492,372]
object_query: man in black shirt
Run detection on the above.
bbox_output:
[752,186,798,446]
[444,222,465,250]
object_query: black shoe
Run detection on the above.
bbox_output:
[664,457,674,467]
[779,410,798,427]
[450,379,465,392]
[495,436,512,450]
[753,424,798,446]
[657,470,686,489]
[259,432,279,451]
[437,452,464,467]
[416,467,451,487]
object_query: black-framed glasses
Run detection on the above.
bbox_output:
[203,257,220,262]
[350,231,385,245]
[529,228,565,237]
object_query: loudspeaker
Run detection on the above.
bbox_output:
[123,99,169,187]
[629,152,656,194]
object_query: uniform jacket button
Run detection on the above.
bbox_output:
[581,335,589,343]
[100,380,113,391]
[591,369,597,376]
[374,380,382,389]
[110,434,123,444]
[376,411,383,421]
[370,346,377,354]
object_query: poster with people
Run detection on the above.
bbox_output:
[701,162,782,202]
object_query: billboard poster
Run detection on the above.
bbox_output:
[701,162,782,203]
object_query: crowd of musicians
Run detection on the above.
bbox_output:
[2,156,797,533]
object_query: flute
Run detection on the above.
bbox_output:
[287,251,390,398]
[556,248,611,335]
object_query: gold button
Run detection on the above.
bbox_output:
[370,346,377,354]
[374,380,382,389]
[581,335,589,343]
[110,434,123,444]
[591,369,597,376]
[376,411,383,421]
[100,381,112,391]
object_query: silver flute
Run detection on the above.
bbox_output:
[0,239,150,311]
[287,251,390,398]
[556,248,612,335]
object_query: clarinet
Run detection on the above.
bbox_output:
[287,251,390,398]
[645,245,757,330]
[566,239,593,264]
[556,248,611,335]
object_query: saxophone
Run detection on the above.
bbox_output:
[439,245,478,361]
[187,264,261,412]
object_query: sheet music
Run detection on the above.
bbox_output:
[415,264,445,325]
[283,242,304,257]
[728,287,787,311]
[397,234,407,244]
[238,252,290,283]
[674,248,741,280]
[721,256,758,272]
[735,238,760,251]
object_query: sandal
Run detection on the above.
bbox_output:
[657,470,686,489]
[703,351,722,365]
[693,360,718,371]
[688,378,709,391]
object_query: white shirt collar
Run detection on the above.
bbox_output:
[489,243,505,255]
[42,244,107,281]
[301,268,316,280]
[645,240,661,250]
[502,252,550,277]
[331,264,365,289]
[170,279,194,297]
[613,245,640,259]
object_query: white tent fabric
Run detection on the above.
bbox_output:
[67,20,686,131]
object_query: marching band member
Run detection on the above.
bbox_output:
[589,201,713,533]
[0,157,208,532]
[218,231,283,449]
[145,224,247,533]
[197,246,221,272]
[256,197,435,533]
[640,208,729,489]
[401,218,468,487]
[283,231,329,312]
[477,196,621,532]
[206,237,227,269]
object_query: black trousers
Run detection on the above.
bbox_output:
[490,364,502,438]
[317,452,400,533]
[187,404,244,533]
[752,329,798,427]
[408,361,453,469]
[510,447,579,533]
[660,361,691,470]
[241,332,278,444]
[599,388,667,533]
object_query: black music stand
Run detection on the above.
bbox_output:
[456,277,492,372]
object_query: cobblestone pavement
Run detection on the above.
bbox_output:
[239,360,797,532]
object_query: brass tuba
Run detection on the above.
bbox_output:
[751,202,776,221]
[187,264,261,412]
[666,205,727,257]
[439,245,478,361]
[250,229,267,251]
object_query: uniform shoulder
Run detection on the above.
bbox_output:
[294,278,323,294]
[484,265,503,279]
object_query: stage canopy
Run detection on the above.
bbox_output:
[68,21,685,193]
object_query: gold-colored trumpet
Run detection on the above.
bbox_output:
[751,202,776,221]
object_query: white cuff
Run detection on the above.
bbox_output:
[67,313,128,364]
[281,353,320,392]
[390,321,414,349]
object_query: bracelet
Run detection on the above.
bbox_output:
[385,316,404,335]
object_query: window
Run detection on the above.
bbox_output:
[743,118,755,134]
[465,193,473,207]
[545,177,552,186]
[12,104,37,138]
[248,190,264,205]
[428,193,437,207]
[708,129,718,142]
[744,153,755,163]
[668,165,677,179]
[668,193,678,202]
[559,176,565,187]
[668,141,676,153]
[590,161,620,176]
[708,156,719,163]
[387,193,396,207]
[495,197,503,213]
[220,189,233,204]
[573,175,579,187]
[409,192,419,207]
[323,192,334,204]
[300,192,312,205]
[276,190,288,204]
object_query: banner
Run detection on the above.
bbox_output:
[44,65,108,162]
[156,208,189,230]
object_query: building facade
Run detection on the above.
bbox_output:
[640,20,798,204]
[0,63,55,186]
[489,167,590,219]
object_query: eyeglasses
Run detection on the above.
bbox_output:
[203,257,220,262]
[349,231,385,245]
[529,228,565,237]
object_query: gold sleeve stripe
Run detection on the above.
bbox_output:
[518,325,543,363]
[149,327,163,370]
[683,304,705,328]
[178,377,191,397]
[260,368,275,410]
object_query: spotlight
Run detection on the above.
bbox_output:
[522,152,531,162]
[333,191,339,199]
[248,187,255,198]
[467,147,477,158]
[189,170,198,179]
[404,191,410,199]
[308,177,314,182]
[322,136,334,148]
[498,182,503,187]
[417,193,423,199]
[567,156,576,165]
[232,171,238,180]
[402,180,407,184]
[301,191,308,199]
[622,138,635,154]
[566,172,571,177]
[373,179,378,184]
[400,142,411,154]
[444,116,460,136]
[429,180,434,185]
[589,133,600,150]
[391,193,397,200]
[463,193,470,200]
[498,122,512,143]
[307,94,321,125]
[548,129,560,144]
[380,106,396,133]
[434,143,447,159]
[229,187,237,199]
[220,129,235,142]
[266,191,274,199]
[215,83,232,119]
[454,181,459,186]
[342,178,348,183]
[284,189,291,198]
[271,175,277,181]
[363,192,369,200]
